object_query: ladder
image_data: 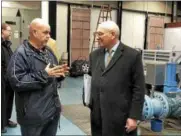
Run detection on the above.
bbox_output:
[91,4,112,52]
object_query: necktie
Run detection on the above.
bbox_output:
[106,50,113,67]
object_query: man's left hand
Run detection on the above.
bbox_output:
[125,118,137,133]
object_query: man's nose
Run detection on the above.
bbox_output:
[47,33,50,38]
[96,36,100,41]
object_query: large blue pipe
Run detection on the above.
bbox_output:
[142,92,181,120]
[152,99,163,117]
[164,63,178,93]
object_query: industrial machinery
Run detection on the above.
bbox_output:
[142,90,181,120]
[142,50,181,63]
[143,50,181,81]
[142,62,181,120]
[141,49,181,131]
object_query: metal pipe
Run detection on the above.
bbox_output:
[164,63,178,93]
[142,92,181,120]
[172,1,178,22]
[152,99,163,117]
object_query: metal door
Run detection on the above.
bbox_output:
[70,8,90,63]
[2,16,21,52]
[147,16,164,49]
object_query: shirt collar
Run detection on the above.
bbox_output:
[106,40,120,53]
[27,41,46,54]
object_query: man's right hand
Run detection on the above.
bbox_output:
[45,63,66,77]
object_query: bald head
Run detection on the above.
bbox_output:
[28,18,51,49]
[29,18,50,34]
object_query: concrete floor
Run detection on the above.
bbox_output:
[2,76,181,135]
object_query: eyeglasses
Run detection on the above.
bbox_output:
[93,32,104,37]
[93,31,112,37]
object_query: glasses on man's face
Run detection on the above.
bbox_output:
[93,32,104,37]
[93,31,112,37]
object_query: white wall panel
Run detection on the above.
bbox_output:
[123,1,172,14]
[2,8,18,16]
[56,4,68,58]
[164,27,181,51]
[2,1,40,10]
[121,11,145,49]
[20,9,41,40]
[41,1,49,24]
[149,14,171,23]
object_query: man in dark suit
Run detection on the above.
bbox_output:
[1,23,17,133]
[88,21,145,136]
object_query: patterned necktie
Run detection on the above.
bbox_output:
[106,50,113,67]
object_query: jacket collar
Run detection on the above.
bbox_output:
[1,37,12,48]
[99,42,124,75]
[23,40,46,56]
[23,40,51,64]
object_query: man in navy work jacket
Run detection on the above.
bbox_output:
[88,21,145,136]
[7,18,69,136]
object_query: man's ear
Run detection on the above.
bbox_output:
[111,31,116,39]
[33,30,37,36]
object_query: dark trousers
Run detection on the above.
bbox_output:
[1,79,7,129]
[5,83,14,121]
[20,114,60,136]
[1,80,14,128]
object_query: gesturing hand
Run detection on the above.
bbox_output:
[60,63,70,74]
[45,63,66,77]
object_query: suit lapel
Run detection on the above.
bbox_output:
[99,48,105,72]
[102,43,124,75]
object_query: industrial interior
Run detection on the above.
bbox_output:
[1,1,181,135]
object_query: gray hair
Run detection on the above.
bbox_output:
[98,20,120,38]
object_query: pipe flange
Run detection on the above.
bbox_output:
[153,92,169,118]
[142,95,154,120]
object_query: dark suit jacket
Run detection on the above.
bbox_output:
[89,42,145,136]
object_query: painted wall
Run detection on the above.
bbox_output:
[56,4,68,58]
[59,1,118,8]
[2,2,41,41]
[123,1,172,14]
[2,1,41,10]
[56,1,175,53]
[2,1,180,57]
[41,1,49,24]
[121,11,145,49]
[164,27,181,51]
[20,9,41,40]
